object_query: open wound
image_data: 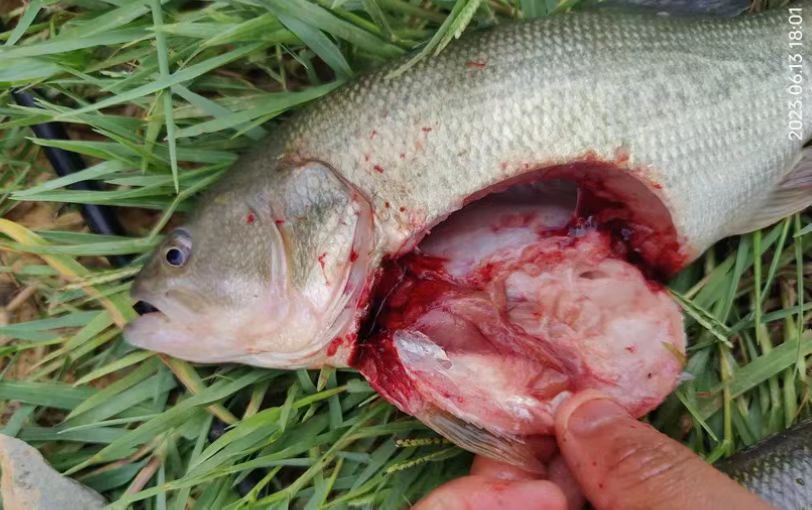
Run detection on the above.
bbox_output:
[353,181,686,462]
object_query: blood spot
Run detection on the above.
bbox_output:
[274,219,285,226]
[384,201,391,208]
[373,164,385,174]
[350,250,359,262]
[245,212,256,225]
[318,253,327,270]
[326,337,342,356]
[399,206,406,212]
[615,147,630,164]
[421,127,432,133]
[625,345,637,353]
[465,60,487,70]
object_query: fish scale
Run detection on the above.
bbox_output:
[719,420,812,509]
[240,6,808,257]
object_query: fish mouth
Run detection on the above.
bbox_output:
[133,300,160,316]
[124,296,208,361]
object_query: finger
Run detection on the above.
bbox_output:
[470,455,545,480]
[555,391,773,510]
[413,475,567,510]
[547,455,585,510]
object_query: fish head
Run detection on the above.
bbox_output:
[125,160,374,367]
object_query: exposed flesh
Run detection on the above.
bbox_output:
[355,185,686,438]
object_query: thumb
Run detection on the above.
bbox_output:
[412,475,567,510]
[555,392,773,510]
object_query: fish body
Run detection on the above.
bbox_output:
[128,4,812,368]
[719,420,812,510]
[125,1,812,470]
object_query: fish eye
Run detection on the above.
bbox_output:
[165,247,186,267]
[163,230,192,268]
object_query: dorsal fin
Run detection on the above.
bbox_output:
[728,147,812,236]
[577,0,750,17]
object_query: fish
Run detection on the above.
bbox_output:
[125,0,812,471]
[718,420,812,510]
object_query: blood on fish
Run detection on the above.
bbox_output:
[346,155,689,451]
[421,127,433,133]
[274,218,285,226]
[349,165,687,440]
[327,338,342,357]
[318,253,327,270]
[465,60,487,69]
[384,201,391,208]
[614,146,631,164]
[475,261,498,282]
[373,164,385,174]
[327,333,357,357]
[469,157,690,275]
[245,212,256,224]
[350,250,359,262]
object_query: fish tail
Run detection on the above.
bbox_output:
[727,147,812,236]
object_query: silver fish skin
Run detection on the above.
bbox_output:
[719,420,812,510]
[125,4,812,368]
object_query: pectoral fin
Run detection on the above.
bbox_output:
[421,408,546,473]
[728,148,812,236]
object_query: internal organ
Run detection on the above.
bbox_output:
[359,186,686,437]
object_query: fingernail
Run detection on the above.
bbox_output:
[563,394,629,437]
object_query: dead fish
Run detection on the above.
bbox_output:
[718,420,812,510]
[125,0,812,469]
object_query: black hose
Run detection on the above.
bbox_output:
[9,90,132,268]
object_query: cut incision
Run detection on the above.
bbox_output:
[354,182,685,452]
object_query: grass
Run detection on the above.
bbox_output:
[0,0,809,508]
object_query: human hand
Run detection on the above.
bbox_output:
[414,391,773,510]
